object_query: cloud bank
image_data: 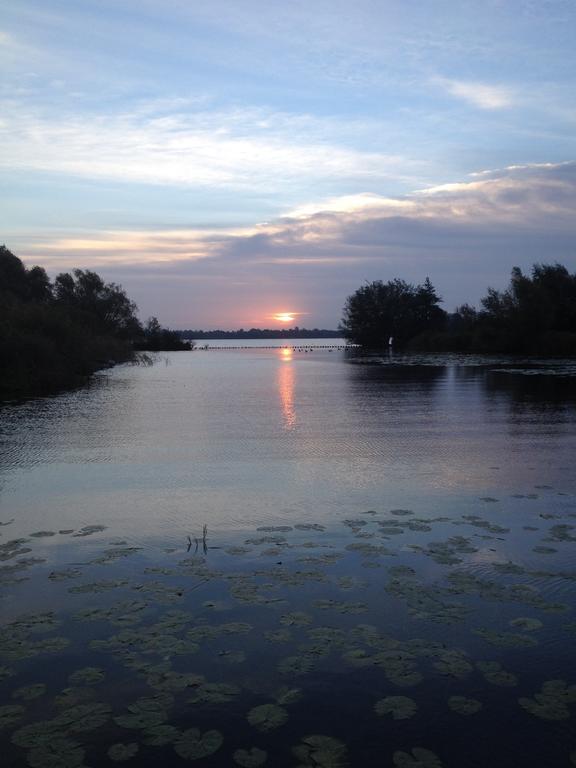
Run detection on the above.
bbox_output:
[16,162,576,327]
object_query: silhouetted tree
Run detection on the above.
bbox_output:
[26,266,52,302]
[339,277,446,347]
[1,249,146,398]
[135,316,191,351]
[478,263,576,352]
[0,245,51,303]
[0,245,28,299]
[54,269,141,338]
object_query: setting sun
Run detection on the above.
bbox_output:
[273,312,296,323]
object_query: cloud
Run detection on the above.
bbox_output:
[12,161,576,326]
[286,193,415,219]
[434,77,514,109]
[0,102,410,191]
[21,161,576,268]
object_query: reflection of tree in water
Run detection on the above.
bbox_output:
[346,360,447,400]
[483,368,576,418]
[347,356,576,433]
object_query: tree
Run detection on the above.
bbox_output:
[26,266,52,302]
[1,249,149,397]
[0,245,51,302]
[0,245,28,299]
[478,263,576,352]
[339,277,446,347]
[54,269,141,338]
[145,316,162,336]
[136,316,192,351]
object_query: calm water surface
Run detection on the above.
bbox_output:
[1,343,576,767]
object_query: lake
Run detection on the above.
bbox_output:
[1,343,576,767]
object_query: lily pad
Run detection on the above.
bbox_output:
[147,668,203,693]
[275,687,303,706]
[11,721,60,747]
[432,650,472,679]
[247,704,288,732]
[476,661,517,687]
[374,696,417,720]
[174,728,223,760]
[54,688,95,709]
[292,735,348,768]
[473,629,538,648]
[68,667,105,685]
[447,696,482,715]
[108,743,139,762]
[295,523,326,531]
[187,682,239,705]
[27,737,85,768]
[519,679,576,720]
[53,702,111,732]
[12,684,46,701]
[509,617,543,632]
[257,525,293,532]
[0,704,25,730]
[280,611,313,627]
[72,525,107,537]
[142,724,181,746]
[48,569,82,581]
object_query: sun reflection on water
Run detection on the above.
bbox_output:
[278,348,296,430]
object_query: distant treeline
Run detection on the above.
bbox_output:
[340,264,576,355]
[0,246,190,399]
[4,242,576,401]
[180,328,341,340]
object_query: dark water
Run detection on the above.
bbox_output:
[1,345,576,767]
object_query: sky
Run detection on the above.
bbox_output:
[1,0,576,329]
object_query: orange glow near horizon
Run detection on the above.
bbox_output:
[273,312,296,323]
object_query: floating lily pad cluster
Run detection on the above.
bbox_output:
[375,696,417,720]
[293,735,348,768]
[447,695,482,715]
[519,679,576,720]
[1,490,576,766]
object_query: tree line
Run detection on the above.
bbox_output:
[339,264,576,354]
[181,328,341,340]
[0,246,190,399]
[3,244,576,399]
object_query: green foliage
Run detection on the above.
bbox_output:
[0,247,140,398]
[339,277,446,347]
